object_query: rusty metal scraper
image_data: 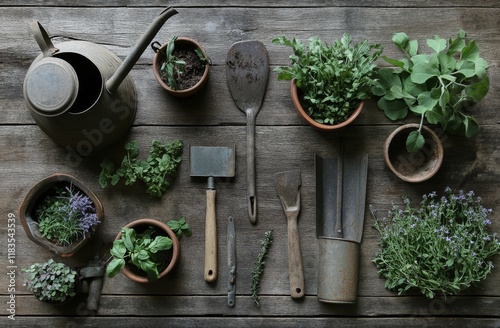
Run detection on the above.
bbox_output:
[189,145,235,283]
[274,169,305,299]
[226,40,269,225]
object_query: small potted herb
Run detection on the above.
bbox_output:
[18,173,104,257]
[151,36,210,97]
[22,259,80,304]
[273,33,382,130]
[106,217,191,283]
[372,30,489,152]
[371,188,500,299]
[99,139,183,198]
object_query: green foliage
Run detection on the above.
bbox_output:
[99,139,183,198]
[35,184,99,245]
[372,188,500,299]
[372,30,489,152]
[167,217,192,238]
[273,34,382,125]
[22,259,78,303]
[161,36,186,90]
[251,228,273,307]
[106,218,191,282]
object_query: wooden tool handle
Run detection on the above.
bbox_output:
[204,189,217,282]
[286,213,305,299]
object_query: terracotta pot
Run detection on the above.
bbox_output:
[152,37,210,97]
[291,79,364,131]
[115,218,180,283]
[18,173,104,257]
[383,124,444,183]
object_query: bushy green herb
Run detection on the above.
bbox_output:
[99,139,183,198]
[251,228,273,307]
[36,184,99,245]
[372,30,489,152]
[167,217,192,238]
[22,259,78,303]
[372,188,500,299]
[273,34,382,124]
[106,218,191,282]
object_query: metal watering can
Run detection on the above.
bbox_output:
[23,7,178,154]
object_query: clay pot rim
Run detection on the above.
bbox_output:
[152,37,210,97]
[18,173,104,258]
[291,79,364,131]
[383,123,444,183]
[115,218,180,284]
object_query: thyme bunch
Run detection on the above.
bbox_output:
[251,228,273,307]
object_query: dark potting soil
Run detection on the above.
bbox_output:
[160,47,206,90]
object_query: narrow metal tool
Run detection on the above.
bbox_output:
[226,40,269,225]
[227,216,236,307]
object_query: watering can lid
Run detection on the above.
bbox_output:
[24,57,79,116]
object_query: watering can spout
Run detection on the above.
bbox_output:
[106,6,178,94]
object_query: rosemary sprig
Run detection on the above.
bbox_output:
[251,228,273,307]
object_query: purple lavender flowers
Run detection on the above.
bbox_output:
[35,183,100,245]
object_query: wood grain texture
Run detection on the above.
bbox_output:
[1,1,499,326]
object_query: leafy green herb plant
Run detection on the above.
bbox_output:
[273,33,382,125]
[372,188,500,299]
[22,259,78,303]
[99,139,183,198]
[160,36,207,91]
[35,184,99,245]
[106,218,191,282]
[251,228,273,307]
[372,30,489,152]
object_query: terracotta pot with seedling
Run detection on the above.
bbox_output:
[152,36,210,97]
[372,30,489,181]
[273,33,382,130]
[106,217,191,283]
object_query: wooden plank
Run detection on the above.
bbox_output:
[1,7,499,125]
[1,1,499,8]
[2,295,500,317]
[4,316,500,328]
[1,125,499,302]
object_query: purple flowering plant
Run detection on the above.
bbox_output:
[35,184,100,245]
[372,187,500,299]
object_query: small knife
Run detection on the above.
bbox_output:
[227,216,236,307]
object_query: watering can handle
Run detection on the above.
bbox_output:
[30,21,58,57]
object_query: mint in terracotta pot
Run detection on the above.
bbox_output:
[273,33,382,129]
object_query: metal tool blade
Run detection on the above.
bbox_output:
[227,216,236,307]
[189,145,236,179]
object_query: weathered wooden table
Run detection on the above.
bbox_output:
[1,1,499,327]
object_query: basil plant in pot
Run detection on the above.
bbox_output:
[106,217,191,283]
[273,33,382,130]
[371,188,500,299]
[372,30,489,152]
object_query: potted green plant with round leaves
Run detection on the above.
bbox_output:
[22,259,80,304]
[372,30,489,152]
[273,33,382,130]
[106,217,191,283]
